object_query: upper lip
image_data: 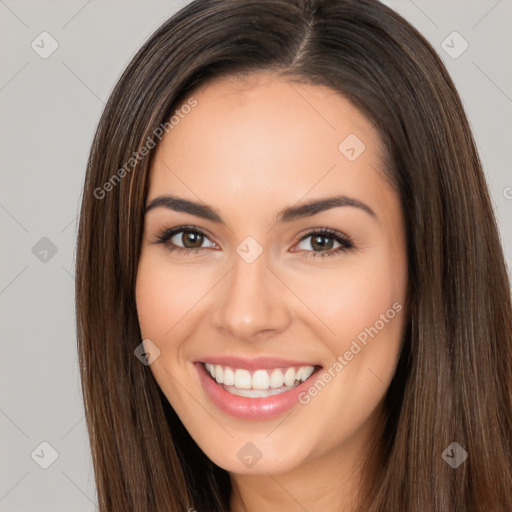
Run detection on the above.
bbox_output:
[195,355,322,371]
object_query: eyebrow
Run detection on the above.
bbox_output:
[144,194,376,223]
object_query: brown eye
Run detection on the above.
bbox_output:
[295,228,353,258]
[310,234,335,251]
[179,231,205,248]
[153,225,217,254]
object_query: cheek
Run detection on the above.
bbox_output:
[294,261,406,444]
[325,254,406,399]
[135,256,211,342]
[290,257,406,349]
[288,250,407,418]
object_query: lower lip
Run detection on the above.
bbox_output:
[195,362,320,421]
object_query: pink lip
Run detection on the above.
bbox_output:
[195,362,322,421]
[195,355,320,371]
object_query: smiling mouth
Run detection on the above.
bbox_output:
[202,362,322,398]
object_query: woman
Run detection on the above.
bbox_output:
[75,0,512,510]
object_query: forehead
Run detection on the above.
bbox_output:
[148,72,394,220]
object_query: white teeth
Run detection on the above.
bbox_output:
[284,367,296,387]
[223,366,235,385]
[214,364,224,384]
[252,369,270,389]
[303,366,314,380]
[269,368,285,388]
[223,385,297,398]
[234,369,252,389]
[203,362,317,393]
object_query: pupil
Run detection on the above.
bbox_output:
[312,235,333,251]
[183,232,203,248]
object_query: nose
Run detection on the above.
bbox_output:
[212,249,291,342]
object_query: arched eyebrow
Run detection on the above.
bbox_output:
[144,194,376,223]
[277,196,376,222]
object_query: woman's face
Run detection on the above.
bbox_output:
[135,72,408,476]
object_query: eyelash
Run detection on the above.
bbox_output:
[152,225,354,258]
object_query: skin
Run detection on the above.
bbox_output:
[135,72,408,512]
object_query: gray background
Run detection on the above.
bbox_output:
[1,0,511,510]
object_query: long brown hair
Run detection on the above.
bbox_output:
[75,0,512,510]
